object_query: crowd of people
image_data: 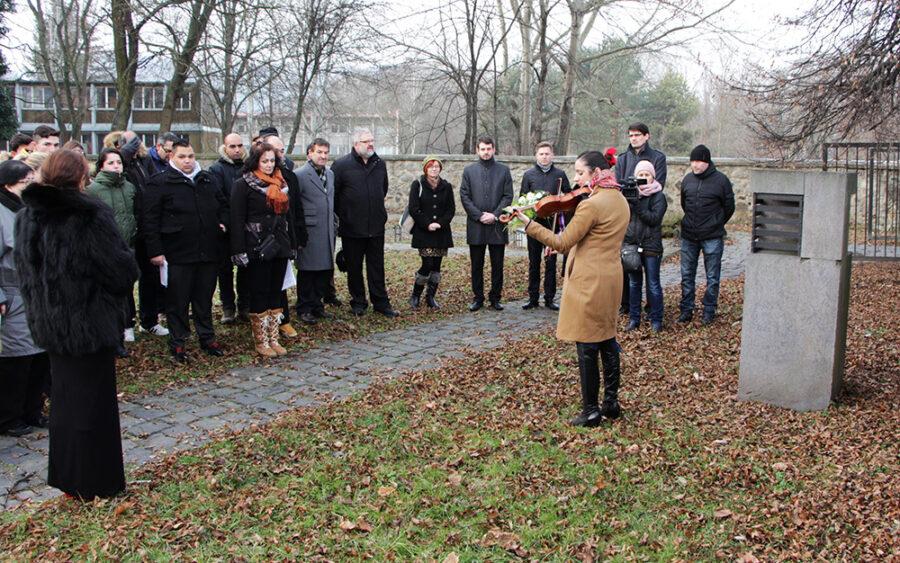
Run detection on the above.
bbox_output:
[0,120,735,499]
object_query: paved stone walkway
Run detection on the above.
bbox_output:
[0,232,749,509]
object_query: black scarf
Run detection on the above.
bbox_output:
[0,187,24,213]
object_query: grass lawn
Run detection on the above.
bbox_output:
[1,263,896,560]
[116,250,531,395]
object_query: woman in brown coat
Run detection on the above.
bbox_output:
[515,150,629,426]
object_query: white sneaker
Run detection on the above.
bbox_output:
[145,324,169,336]
[123,328,135,342]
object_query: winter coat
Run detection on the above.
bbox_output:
[87,171,137,245]
[123,154,151,238]
[615,142,668,187]
[409,176,455,249]
[229,173,295,261]
[0,189,42,357]
[520,164,571,228]
[147,146,168,175]
[459,158,514,246]
[525,187,629,342]
[282,165,308,249]
[208,145,245,201]
[679,163,735,242]
[295,162,336,272]
[15,182,139,356]
[332,149,389,238]
[623,190,667,255]
[143,165,229,264]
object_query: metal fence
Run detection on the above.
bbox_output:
[822,142,900,261]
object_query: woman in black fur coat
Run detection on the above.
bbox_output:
[15,149,139,500]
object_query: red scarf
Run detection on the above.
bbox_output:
[252,168,289,214]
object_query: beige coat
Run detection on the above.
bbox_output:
[525,188,629,342]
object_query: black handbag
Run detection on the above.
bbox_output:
[253,215,283,261]
[621,243,642,273]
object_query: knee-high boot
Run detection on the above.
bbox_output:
[571,342,602,427]
[266,309,288,356]
[425,271,441,309]
[409,273,428,308]
[598,338,622,419]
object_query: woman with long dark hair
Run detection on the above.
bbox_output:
[514,150,630,426]
[15,149,139,499]
[0,160,49,437]
[230,143,296,357]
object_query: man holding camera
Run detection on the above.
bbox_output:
[615,123,667,314]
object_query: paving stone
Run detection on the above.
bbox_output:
[125,420,171,438]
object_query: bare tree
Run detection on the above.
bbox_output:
[27,0,101,140]
[737,0,899,157]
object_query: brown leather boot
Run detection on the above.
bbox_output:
[266,309,288,355]
[249,313,277,358]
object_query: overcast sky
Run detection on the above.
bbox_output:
[2,0,815,87]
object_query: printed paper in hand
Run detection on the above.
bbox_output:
[282,262,296,290]
[160,260,168,287]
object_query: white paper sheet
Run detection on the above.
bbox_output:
[159,260,168,287]
[282,262,296,290]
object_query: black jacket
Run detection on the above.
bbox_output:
[282,164,308,248]
[679,163,735,242]
[332,149,389,238]
[230,175,296,260]
[143,166,229,264]
[208,155,243,201]
[123,154,152,238]
[615,142,668,187]
[623,190,668,255]
[15,183,139,356]
[409,176,455,249]
[520,164,571,228]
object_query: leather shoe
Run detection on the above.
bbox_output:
[624,320,640,332]
[351,307,366,316]
[569,409,603,427]
[300,312,318,324]
[375,308,399,318]
[324,297,343,306]
[701,312,716,325]
[202,342,224,357]
[489,301,504,311]
[522,301,539,310]
[651,322,663,333]
[2,422,33,437]
[469,300,484,312]
[544,302,559,311]
[312,310,334,320]
[171,346,189,363]
[599,401,621,419]
[677,311,693,323]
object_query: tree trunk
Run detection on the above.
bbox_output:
[515,0,532,155]
[529,0,550,149]
[556,5,582,155]
[110,0,140,131]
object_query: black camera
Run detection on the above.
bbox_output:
[619,176,647,201]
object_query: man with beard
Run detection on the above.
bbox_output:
[209,133,248,323]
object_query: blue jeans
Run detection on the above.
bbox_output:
[627,254,663,324]
[680,237,723,315]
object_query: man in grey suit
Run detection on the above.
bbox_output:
[459,135,514,311]
[295,138,337,324]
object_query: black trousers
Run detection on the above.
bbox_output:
[341,236,391,310]
[0,352,49,430]
[218,259,249,312]
[122,289,136,330]
[47,349,125,500]
[135,238,166,329]
[298,269,333,314]
[526,236,557,303]
[469,244,505,303]
[166,262,218,349]
[244,258,287,314]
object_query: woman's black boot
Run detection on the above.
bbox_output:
[598,339,622,419]
[571,342,603,427]
[425,272,441,309]
[409,273,427,308]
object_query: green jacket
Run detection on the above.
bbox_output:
[87,171,137,244]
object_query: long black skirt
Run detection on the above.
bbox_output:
[47,349,125,500]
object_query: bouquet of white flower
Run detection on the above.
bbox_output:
[501,191,547,231]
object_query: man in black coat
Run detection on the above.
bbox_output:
[615,122,668,315]
[332,129,397,317]
[678,144,735,325]
[459,135,514,311]
[144,139,229,362]
[520,141,570,311]
[209,132,248,324]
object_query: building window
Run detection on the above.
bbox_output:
[80,133,93,154]
[133,85,165,110]
[95,86,117,110]
[176,91,191,111]
[20,84,54,109]
[141,133,157,148]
